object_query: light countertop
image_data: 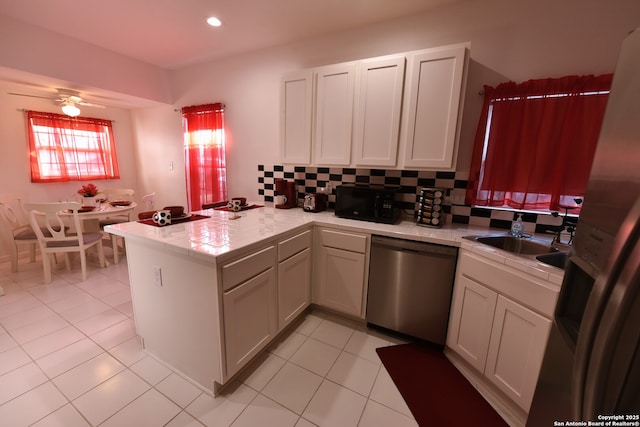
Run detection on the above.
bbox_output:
[106,203,566,285]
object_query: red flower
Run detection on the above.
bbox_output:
[77,183,99,197]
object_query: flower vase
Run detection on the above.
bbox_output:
[83,196,97,208]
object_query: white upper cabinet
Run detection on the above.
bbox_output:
[279,43,469,169]
[313,63,356,166]
[353,56,406,167]
[401,44,469,170]
[280,70,313,164]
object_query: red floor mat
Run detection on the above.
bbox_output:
[376,343,508,427]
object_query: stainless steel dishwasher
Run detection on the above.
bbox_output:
[366,235,458,345]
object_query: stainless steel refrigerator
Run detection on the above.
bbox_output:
[527,27,640,424]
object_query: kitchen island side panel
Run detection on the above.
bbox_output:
[125,239,223,393]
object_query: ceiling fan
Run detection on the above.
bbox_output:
[8,88,106,116]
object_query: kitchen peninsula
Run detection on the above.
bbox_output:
[106,206,565,412]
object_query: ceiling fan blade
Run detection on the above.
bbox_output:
[77,101,106,108]
[7,92,54,100]
[11,89,108,109]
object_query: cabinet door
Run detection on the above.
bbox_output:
[278,248,311,330]
[223,268,277,378]
[353,56,405,167]
[401,44,468,170]
[314,63,356,165]
[280,70,313,164]
[485,295,552,412]
[446,275,497,373]
[315,245,366,318]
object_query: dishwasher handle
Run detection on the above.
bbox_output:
[371,235,458,257]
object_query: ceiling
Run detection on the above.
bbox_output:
[0,0,458,70]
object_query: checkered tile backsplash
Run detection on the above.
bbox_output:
[257,165,564,232]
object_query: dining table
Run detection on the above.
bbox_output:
[58,201,137,232]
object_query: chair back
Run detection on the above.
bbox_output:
[99,189,135,224]
[24,201,105,283]
[24,202,85,249]
[1,193,43,272]
[101,188,135,203]
[0,193,30,232]
[142,192,155,210]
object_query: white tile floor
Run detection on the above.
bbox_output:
[0,252,418,427]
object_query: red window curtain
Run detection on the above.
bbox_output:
[466,74,613,213]
[27,111,120,182]
[182,103,227,212]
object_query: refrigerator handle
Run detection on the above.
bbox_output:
[572,196,640,418]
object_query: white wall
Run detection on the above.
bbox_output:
[129,106,185,211]
[0,14,171,103]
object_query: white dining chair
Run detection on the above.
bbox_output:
[25,202,105,283]
[99,188,135,263]
[0,193,40,272]
[142,192,155,210]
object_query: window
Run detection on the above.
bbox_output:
[466,74,613,214]
[27,111,120,182]
[182,103,227,211]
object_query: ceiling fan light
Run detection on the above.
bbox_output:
[61,101,81,117]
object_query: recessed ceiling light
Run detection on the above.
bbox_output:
[206,16,222,27]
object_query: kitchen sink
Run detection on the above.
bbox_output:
[470,235,558,255]
[536,251,571,270]
[464,234,572,269]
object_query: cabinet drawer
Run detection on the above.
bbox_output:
[222,246,275,291]
[278,229,312,262]
[317,228,367,253]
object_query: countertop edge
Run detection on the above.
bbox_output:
[105,205,566,282]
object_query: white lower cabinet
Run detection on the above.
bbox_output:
[277,230,312,330]
[278,248,311,328]
[221,245,278,379]
[447,275,497,373]
[316,246,365,316]
[485,295,551,411]
[221,229,312,380]
[446,250,556,423]
[223,267,277,378]
[313,228,368,318]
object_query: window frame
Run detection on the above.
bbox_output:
[27,111,120,183]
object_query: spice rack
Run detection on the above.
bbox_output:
[417,187,445,228]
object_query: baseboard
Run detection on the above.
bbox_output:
[0,249,40,266]
[309,303,367,327]
[444,348,527,427]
